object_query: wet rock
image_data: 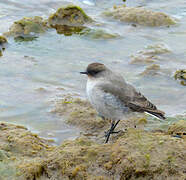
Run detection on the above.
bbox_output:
[0,35,7,56]
[0,117,186,179]
[52,95,108,133]
[14,35,38,42]
[19,129,186,180]
[139,64,171,77]
[130,43,171,65]
[103,5,176,27]
[48,5,93,35]
[4,16,48,40]
[168,120,186,139]
[0,35,7,44]
[80,28,119,39]
[174,69,186,86]
[0,122,54,180]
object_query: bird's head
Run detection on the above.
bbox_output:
[80,63,107,78]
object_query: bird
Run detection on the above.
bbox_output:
[80,63,165,143]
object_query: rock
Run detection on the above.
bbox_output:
[52,95,108,133]
[0,35,7,56]
[80,28,119,39]
[139,64,161,76]
[139,64,171,77]
[4,16,48,39]
[174,69,186,86]
[0,117,186,179]
[168,120,186,139]
[48,5,93,35]
[18,129,186,180]
[130,43,171,65]
[0,122,53,180]
[0,36,7,44]
[103,5,176,27]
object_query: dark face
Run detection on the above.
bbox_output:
[80,63,106,77]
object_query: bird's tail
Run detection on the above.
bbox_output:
[145,109,166,120]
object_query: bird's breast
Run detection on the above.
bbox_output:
[86,79,99,99]
[86,79,130,120]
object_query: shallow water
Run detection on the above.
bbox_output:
[0,0,186,144]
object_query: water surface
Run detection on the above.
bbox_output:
[0,0,186,144]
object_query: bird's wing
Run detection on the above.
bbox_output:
[98,81,165,119]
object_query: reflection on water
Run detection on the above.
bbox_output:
[0,0,186,144]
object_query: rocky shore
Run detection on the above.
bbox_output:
[0,96,186,180]
[0,2,185,180]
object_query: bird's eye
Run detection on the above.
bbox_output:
[88,70,99,76]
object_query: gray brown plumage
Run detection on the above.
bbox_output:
[81,63,165,120]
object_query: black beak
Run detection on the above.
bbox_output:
[80,71,88,74]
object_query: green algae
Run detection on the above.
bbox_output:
[38,130,186,179]
[48,5,93,35]
[168,120,186,138]
[4,16,48,39]
[0,35,7,56]
[0,36,7,44]
[52,95,108,133]
[103,6,176,27]
[0,121,186,179]
[174,69,186,86]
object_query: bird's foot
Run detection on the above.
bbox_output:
[104,130,121,137]
[104,120,120,143]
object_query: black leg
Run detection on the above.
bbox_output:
[105,120,120,143]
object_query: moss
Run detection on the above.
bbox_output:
[17,159,44,179]
[48,5,92,35]
[137,117,147,125]
[0,122,186,179]
[103,6,176,27]
[104,161,113,170]
[4,16,48,38]
[0,35,8,56]
[52,95,108,133]
[174,69,186,86]
[71,165,86,177]
[0,36,7,44]
[168,120,186,138]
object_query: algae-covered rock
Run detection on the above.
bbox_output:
[140,64,161,76]
[48,5,93,35]
[103,5,176,27]
[0,123,52,157]
[168,120,186,138]
[80,28,118,39]
[0,122,54,180]
[0,35,8,56]
[0,35,7,44]
[130,44,171,65]
[52,95,108,133]
[4,16,48,39]
[0,120,186,179]
[18,129,186,180]
[174,69,186,86]
[139,64,171,77]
